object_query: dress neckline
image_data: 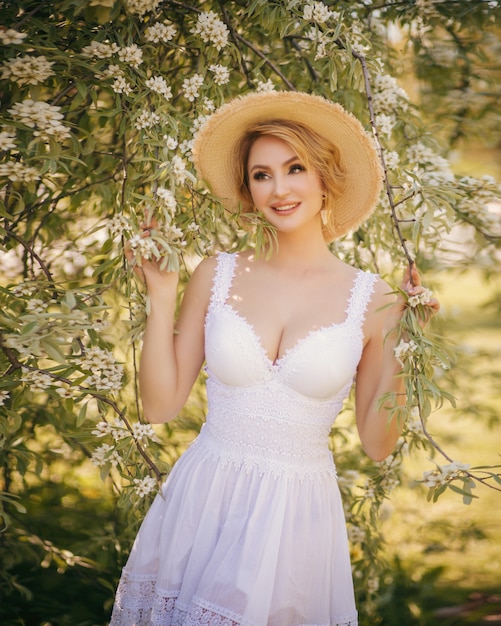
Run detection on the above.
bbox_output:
[220,253,364,368]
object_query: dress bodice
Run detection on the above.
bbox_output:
[201,252,377,478]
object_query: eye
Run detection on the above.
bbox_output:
[252,170,269,181]
[289,163,306,174]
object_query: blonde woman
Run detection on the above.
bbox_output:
[111,91,439,626]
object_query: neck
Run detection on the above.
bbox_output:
[264,225,333,268]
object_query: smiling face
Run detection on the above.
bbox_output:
[236,119,346,241]
[246,135,325,237]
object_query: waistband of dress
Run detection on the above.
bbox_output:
[193,424,338,482]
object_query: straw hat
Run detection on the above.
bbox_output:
[192,90,383,241]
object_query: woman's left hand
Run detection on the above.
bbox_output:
[400,263,440,327]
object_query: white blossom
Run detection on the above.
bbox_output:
[0,161,41,183]
[182,73,204,102]
[201,97,215,112]
[191,114,210,134]
[22,369,53,392]
[157,187,177,214]
[91,421,112,437]
[375,113,395,139]
[394,339,418,365]
[108,214,131,238]
[144,21,177,43]
[383,150,400,170]
[0,29,28,45]
[1,55,54,86]
[423,461,471,488]
[124,0,161,16]
[408,287,433,308]
[145,75,172,99]
[372,74,409,114]
[8,99,71,142]
[26,298,48,313]
[108,418,130,441]
[81,40,119,59]
[133,475,157,497]
[12,282,37,297]
[303,1,333,24]
[80,346,123,392]
[132,422,158,444]
[0,391,9,406]
[112,75,132,95]
[190,11,229,51]
[179,139,193,156]
[208,63,230,86]
[134,109,160,130]
[0,129,17,151]
[98,64,123,79]
[55,385,74,399]
[117,44,143,68]
[164,135,178,150]
[91,443,121,468]
[128,233,157,260]
[256,79,276,93]
[161,223,185,244]
[171,155,187,184]
[304,27,331,60]
[406,142,454,186]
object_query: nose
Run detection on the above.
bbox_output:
[273,173,290,197]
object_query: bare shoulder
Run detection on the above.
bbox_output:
[181,254,219,306]
[190,254,219,282]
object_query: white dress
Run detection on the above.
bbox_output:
[110,252,377,626]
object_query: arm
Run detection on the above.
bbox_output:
[355,266,439,461]
[130,249,216,424]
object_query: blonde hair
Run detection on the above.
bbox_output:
[235,119,346,240]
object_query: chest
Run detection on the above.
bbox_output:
[226,267,357,364]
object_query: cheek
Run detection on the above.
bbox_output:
[248,183,266,206]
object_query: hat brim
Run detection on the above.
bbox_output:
[192,91,383,241]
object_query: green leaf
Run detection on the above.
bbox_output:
[76,401,88,427]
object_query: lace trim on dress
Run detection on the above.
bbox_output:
[209,252,237,310]
[110,571,358,625]
[346,270,377,329]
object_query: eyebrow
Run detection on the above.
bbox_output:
[248,154,300,173]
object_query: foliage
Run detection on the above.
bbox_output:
[0,0,500,623]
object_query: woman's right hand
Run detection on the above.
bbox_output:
[124,222,179,294]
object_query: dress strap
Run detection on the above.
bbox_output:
[209,252,237,309]
[346,270,378,328]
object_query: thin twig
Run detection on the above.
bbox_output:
[4,227,56,289]
[219,1,254,89]
[351,47,415,272]
[235,34,296,91]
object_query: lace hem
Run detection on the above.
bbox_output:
[110,572,358,626]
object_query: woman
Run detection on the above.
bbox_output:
[110,91,439,626]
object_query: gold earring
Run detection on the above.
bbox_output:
[320,194,329,226]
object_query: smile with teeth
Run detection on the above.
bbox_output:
[272,202,299,212]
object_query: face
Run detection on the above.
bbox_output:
[246,135,324,236]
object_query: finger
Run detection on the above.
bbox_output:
[409,263,422,288]
[427,298,440,313]
[402,263,425,293]
[140,217,158,231]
